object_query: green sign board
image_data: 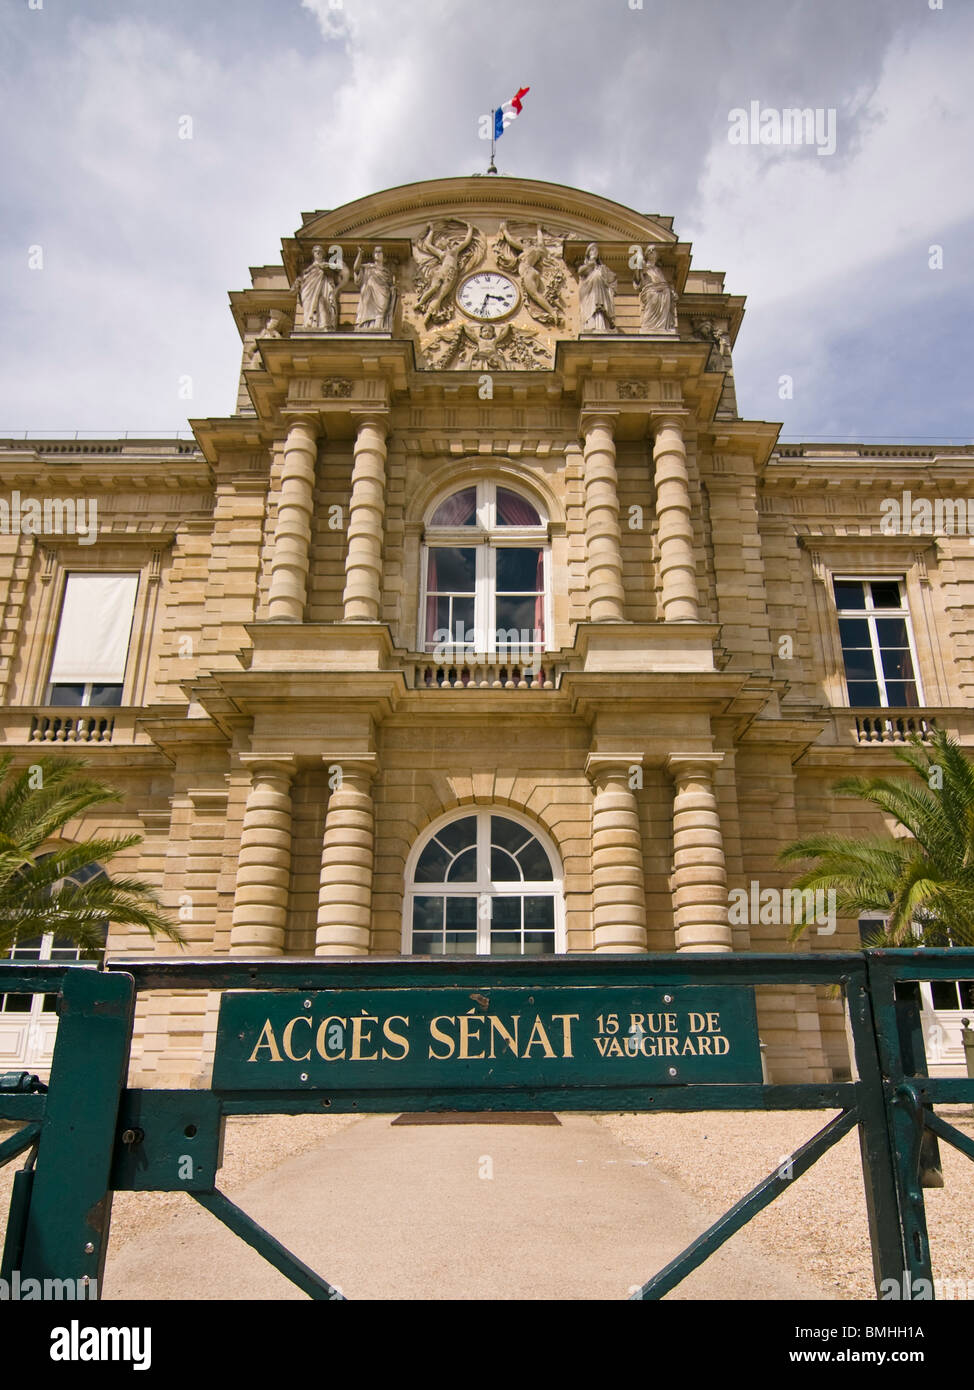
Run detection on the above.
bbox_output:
[213,986,762,1091]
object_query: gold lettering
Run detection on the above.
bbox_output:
[688,1012,706,1033]
[663,1013,677,1033]
[282,1015,312,1062]
[523,1015,555,1058]
[351,1014,379,1061]
[697,1035,713,1055]
[247,1018,282,1063]
[706,1012,722,1033]
[712,1035,730,1054]
[681,1036,698,1054]
[605,1037,624,1057]
[428,1015,456,1059]
[315,1015,347,1060]
[381,1015,410,1060]
[664,1037,678,1056]
[488,1015,520,1058]
[458,1014,485,1060]
[550,1013,579,1058]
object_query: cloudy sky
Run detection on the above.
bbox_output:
[0,0,970,442]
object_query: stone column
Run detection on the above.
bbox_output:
[666,753,731,951]
[315,754,378,956]
[652,414,698,621]
[342,414,388,621]
[229,756,296,955]
[581,413,626,622]
[268,415,320,621]
[586,754,648,952]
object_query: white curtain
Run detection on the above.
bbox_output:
[49,573,139,683]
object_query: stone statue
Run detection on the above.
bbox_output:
[424,320,550,371]
[633,246,678,334]
[354,245,398,332]
[246,311,286,367]
[578,243,617,333]
[693,318,732,371]
[494,223,565,325]
[291,245,343,331]
[413,222,481,325]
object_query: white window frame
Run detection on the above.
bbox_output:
[833,575,924,708]
[402,807,565,955]
[419,481,551,656]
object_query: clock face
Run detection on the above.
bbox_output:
[456,272,519,321]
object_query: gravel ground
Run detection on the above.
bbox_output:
[4,1106,972,1298]
[598,1107,974,1300]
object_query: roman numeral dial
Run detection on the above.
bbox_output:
[456,272,519,321]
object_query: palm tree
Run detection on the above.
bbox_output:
[779,729,974,946]
[0,753,183,955]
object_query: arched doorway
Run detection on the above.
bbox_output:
[402,809,564,956]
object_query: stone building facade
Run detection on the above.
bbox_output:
[1,175,971,1086]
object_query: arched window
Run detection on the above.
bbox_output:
[421,481,549,655]
[403,809,563,956]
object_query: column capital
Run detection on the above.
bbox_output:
[281,411,323,437]
[351,411,390,438]
[586,752,643,785]
[650,409,690,432]
[238,753,297,779]
[579,410,619,438]
[665,751,724,780]
[321,752,379,782]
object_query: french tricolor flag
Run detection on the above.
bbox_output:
[494,87,530,139]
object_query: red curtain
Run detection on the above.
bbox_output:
[534,549,545,644]
[425,550,439,647]
[497,489,541,526]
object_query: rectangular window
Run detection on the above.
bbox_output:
[47,573,139,707]
[833,577,920,708]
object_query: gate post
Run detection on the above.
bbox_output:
[18,968,135,1294]
[844,969,908,1293]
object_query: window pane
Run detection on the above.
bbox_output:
[491,897,521,930]
[49,573,138,684]
[428,548,476,591]
[874,618,909,648]
[884,681,919,707]
[870,581,903,609]
[436,817,476,855]
[412,896,443,934]
[492,818,531,853]
[518,841,553,881]
[495,596,539,635]
[41,994,58,1013]
[446,846,477,882]
[833,580,866,609]
[880,648,915,682]
[491,847,521,881]
[441,934,477,955]
[0,994,32,1013]
[841,648,878,682]
[524,897,555,930]
[446,898,477,930]
[48,684,86,706]
[838,618,871,647]
[490,933,522,956]
[931,980,961,1009]
[415,841,451,882]
[430,488,477,527]
[496,489,541,526]
[959,982,974,1009]
[847,681,882,707]
[88,684,124,707]
[496,548,542,591]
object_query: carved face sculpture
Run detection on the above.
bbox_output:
[585,242,599,262]
[312,245,325,264]
[373,247,384,264]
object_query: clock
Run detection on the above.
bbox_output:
[456,272,519,321]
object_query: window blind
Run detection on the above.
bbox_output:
[48,573,139,684]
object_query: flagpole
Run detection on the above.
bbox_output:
[488,107,498,175]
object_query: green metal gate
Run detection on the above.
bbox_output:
[1,950,972,1300]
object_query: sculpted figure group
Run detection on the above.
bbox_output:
[291,243,398,333]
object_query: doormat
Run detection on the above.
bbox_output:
[391,1111,561,1126]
